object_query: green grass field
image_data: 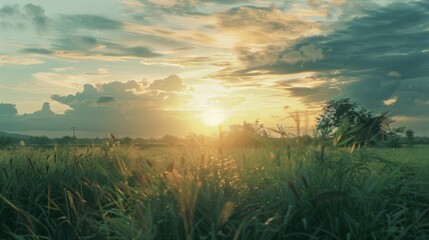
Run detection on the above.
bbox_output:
[0,143,428,239]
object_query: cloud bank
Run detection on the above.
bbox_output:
[0,75,198,137]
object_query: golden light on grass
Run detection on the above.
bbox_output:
[202,109,226,127]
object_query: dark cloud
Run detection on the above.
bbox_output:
[50,35,161,58]
[96,96,115,104]
[110,46,161,58]
[63,14,122,30]
[0,4,51,31]
[0,4,26,29]
[54,36,98,51]
[130,0,255,21]
[51,84,99,109]
[0,4,18,17]
[0,103,17,115]
[240,1,429,117]
[21,48,53,55]
[31,102,55,117]
[23,4,51,31]
[286,86,341,105]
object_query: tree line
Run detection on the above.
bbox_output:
[0,98,423,149]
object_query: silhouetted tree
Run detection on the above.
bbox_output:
[405,129,415,147]
[30,136,52,147]
[0,136,12,149]
[120,137,133,145]
[225,120,270,147]
[316,98,397,146]
[56,136,77,145]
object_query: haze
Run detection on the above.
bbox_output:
[0,0,428,138]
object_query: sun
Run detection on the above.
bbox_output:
[202,109,226,126]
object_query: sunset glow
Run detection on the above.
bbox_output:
[0,0,427,137]
[202,109,226,127]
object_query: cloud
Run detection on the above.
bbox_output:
[0,103,17,115]
[51,84,100,109]
[123,22,215,47]
[0,4,25,29]
[148,75,188,92]
[47,75,192,111]
[281,44,324,64]
[219,6,321,45]
[286,86,341,105]
[240,1,428,117]
[201,0,247,3]
[119,46,161,57]
[0,4,51,32]
[62,14,122,30]
[31,102,55,117]
[96,96,115,104]
[0,54,43,65]
[21,48,53,55]
[0,4,19,17]
[54,36,99,51]
[206,4,325,80]
[1,75,197,137]
[147,75,194,108]
[23,4,51,32]
[21,35,161,60]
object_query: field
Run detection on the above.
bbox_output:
[0,142,429,239]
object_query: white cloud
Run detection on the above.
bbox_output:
[0,54,44,65]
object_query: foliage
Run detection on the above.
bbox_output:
[0,136,12,149]
[383,123,406,148]
[406,129,415,147]
[55,136,77,145]
[224,120,271,147]
[317,98,400,146]
[0,143,428,239]
[29,136,52,147]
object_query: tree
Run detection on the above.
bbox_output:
[405,129,415,147]
[30,136,52,147]
[120,137,133,145]
[316,98,392,146]
[56,136,77,145]
[225,120,270,147]
[0,136,12,149]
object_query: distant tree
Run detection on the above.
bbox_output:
[316,98,397,146]
[30,136,52,147]
[0,136,12,149]
[405,129,415,147]
[381,118,406,148]
[225,120,270,147]
[56,136,77,145]
[120,137,133,145]
[161,135,181,146]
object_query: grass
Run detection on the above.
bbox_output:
[0,142,428,239]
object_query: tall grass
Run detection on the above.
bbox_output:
[0,142,428,239]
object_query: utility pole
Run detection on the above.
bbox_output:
[71,127,77,138]
[291,111,301,137]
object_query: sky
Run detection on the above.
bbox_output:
[0,0,428,138]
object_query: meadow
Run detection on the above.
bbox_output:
[0,141,428,239]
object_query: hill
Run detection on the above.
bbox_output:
[0,130,32,140]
